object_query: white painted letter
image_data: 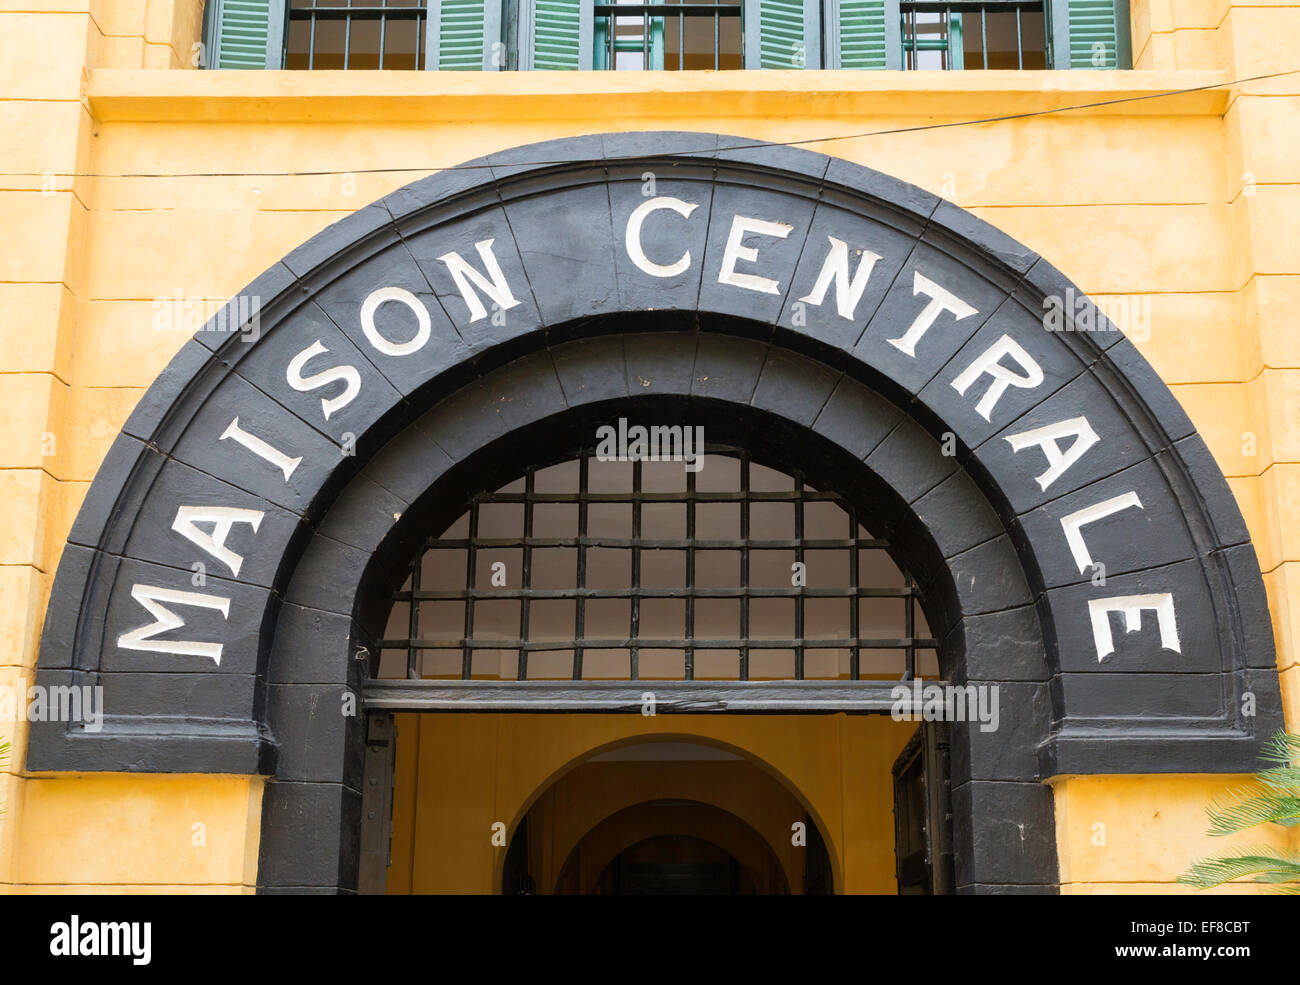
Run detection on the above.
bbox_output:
[171,506,264,578]
[361,286,432,356]
[718,215,793,295]
[1060,491,1143,573]
[219,418,302,482]
[1088,594,1180,661]
[437,239,521,323]
[950,334,1044,421]
[117,585,232,664]
[798,237,882,320]
[625,196,698,278]
[887,272,977,357]
[1004,416,1099,492]
[286,341,362,421]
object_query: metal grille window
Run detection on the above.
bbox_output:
[901,2,1047,70]
[595,0,742,70]
[377,449,939,682]
[285,0,428,69]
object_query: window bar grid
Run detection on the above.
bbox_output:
[517,468,535,680]
[390,450,938,683]
[980,7,989,69]
[308,10,317,69]
[684,463,696,680]
[343,0,353,70]
[378,3,387,69]
[738,455,750,681]
[904,572,916,680]
[1015,5,1023,70]
[793,475,805,680]
[573,456,589,680]
[461,505,478,680]
[713,8,720,70]
[406,533,421,680]
[849,505,860,681]
[630,460,642,680]
[678,11,685,70]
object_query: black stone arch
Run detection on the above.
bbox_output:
[28,131,1282,891]
[258,330,1056,892]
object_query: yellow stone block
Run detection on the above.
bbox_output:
[1170,0,1220,31]
[97,34,145,69]
[14,773,264,887]
[1237,185,1300,278]
[0,471,55,568]
[1223,4,1300,76]
[0,100,86,191]
[1173,29,1223,69]
[0,374,64,470]
[88,0,144,38]
[1051,774,1292,886]
[1257,465,1300,571]
[0,566,49,670]
[1278,665,1300,732]
[59,386,144,482]
[1244,275,1300,370]
[41,479,87,579]
[1226,97,1300,190]
[0,284,76,378]
[1125,292,1244,384]
[1226,476,1266,561]
[1166,383,1257,477]
[1247,370,1300,468]
[73,300,191,388]
[1263,563,1300,673]
[0,192,80,285]
[0,12,95,100]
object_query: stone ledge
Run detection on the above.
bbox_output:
[83,68,1235,124]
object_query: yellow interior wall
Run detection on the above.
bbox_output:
[387,713,913,894]
[1,0,1298,892]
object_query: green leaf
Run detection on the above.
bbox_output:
[1178,847,1300,890]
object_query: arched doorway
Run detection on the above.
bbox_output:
[28,133,1283,893]
[502,741,825,895]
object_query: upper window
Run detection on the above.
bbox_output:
[203,0,1129,71]
[900,2,1047,71]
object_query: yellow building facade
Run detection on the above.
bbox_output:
[0,0,1297,894]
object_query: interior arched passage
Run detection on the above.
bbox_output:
[29,132,1283,893]
[487,732,843,894]
[550,799,794,895]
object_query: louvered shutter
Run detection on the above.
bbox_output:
[827,0,891,69]
[745,0,821,69]
[207,0,286,69]
[430,0,505,69]
[1051,0,1131,69]
[530,0,593,69]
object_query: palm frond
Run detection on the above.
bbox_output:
[1177,846,1300,890]
[1205,792,1300,836]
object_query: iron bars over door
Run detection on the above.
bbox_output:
[377,448,939,683]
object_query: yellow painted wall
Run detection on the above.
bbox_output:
[1,0,1298,892]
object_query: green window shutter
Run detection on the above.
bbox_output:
[1054,0,1131,69]
[432,0,491,69]
[830,0,888,69]
[745,0,821,69]
[531,0,593,69]
[207,0,285,69]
